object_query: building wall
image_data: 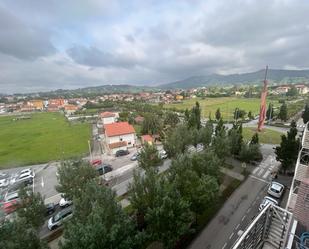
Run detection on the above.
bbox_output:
[102,116,115,124]
[106,133,135,148]
[293,178,309,230]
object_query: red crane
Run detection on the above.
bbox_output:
[257,66,268,131]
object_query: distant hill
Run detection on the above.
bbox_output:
[34,84,157,98]
[160,69,309,89]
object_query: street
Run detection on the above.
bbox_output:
[188,153,292,249]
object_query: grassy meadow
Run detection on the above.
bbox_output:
[0,112,91,169]
[242,127,283,145]
[164,97,279,120]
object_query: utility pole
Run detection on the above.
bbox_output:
[88,140,93,162]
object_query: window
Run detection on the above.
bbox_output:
[128,142,131,145]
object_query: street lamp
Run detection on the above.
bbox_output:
[88,140,93,162]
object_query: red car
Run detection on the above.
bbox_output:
[2,200,19,214]
[91,159,102,166]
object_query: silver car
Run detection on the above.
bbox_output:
[47,206,73,230]
[268,182,284,198]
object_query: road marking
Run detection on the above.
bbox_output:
[252,167,260,174]
[241,215,246,222]
[252,200,256,205]
[247,207,251,214]
[222,242,227,249]
[229,232,234,240]
[257,168,264,176]
[262,171,270,179]
[235,223,240,230]
[41,177,44,188]
[249,175,269,184]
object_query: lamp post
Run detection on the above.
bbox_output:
[88,140,93,162]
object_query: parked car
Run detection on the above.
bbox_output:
[0,178,9,188]
[130,152,140,161]
[20,168,35,177]
[59,197,72,208]
[159,150,168,159]
[47,206,73,230]
[46,203,56,215]
[3,192,20,214]
[91,159,102,166]
[96,164,112,175]
[259,196,279,211]
[15,170,34,186]
[115,150,129,157]
[268,182,285,198]
[2,200,19,214]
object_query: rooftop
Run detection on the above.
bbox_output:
[104,122,135,137]
[100,111,116,118]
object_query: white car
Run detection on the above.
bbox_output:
[159,150,168,159]
[268,182,284,198]
[15,171,34,186]
[259,196,279,211]
[59,197,72,208]
[47,206,73,230]
[0,178,9,188]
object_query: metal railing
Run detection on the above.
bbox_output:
[231,203,293,249]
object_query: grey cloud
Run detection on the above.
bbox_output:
[200,1,309,48]
[67,45,141,68]
[0,6,56,60]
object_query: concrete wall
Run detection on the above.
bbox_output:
[106,133,135,148]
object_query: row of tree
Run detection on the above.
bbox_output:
[163,102,262,164]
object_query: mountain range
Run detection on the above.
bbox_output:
[160,69,309,89]
[7,69,309,96]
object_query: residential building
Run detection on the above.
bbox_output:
[27,100,44,110]
[64,104,79,115]
[104,122,136,154]
[275,86,290,94]
[47,104,59,112]
[141,134,153,145]
[295,84,309,94]
[49,99,66,108]
[134,116,144,124]
[175,95,184,100]
[100,111,117,124]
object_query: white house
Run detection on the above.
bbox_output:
[100,111,117,125]
[104,122,136,154]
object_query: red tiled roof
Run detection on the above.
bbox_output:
[141,135,153,142]
[100,112,116,118]
[64,104,78,110]
[134,116,144,123]
[108,141,127,149]
[104,122,135,137]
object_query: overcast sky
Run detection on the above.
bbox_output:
[1,0,309,93]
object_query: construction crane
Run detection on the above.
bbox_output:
[257,66,268,131]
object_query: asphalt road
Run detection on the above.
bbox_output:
[188,153,292,249]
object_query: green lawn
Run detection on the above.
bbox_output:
[0,112,91,169]
[164,97,279,119]
[242,127,283,145]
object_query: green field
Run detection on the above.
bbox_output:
[0,113,91,169]
[242,127,283,145]
[165,97,279,119]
